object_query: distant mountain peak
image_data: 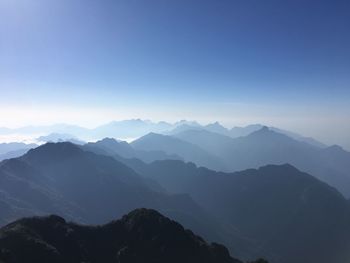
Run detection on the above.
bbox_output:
[136,132,181,143]
[175,120,201,127]
[249,126,272,136]
[96,137,131,148]
[99,137,119,143]
[143,132,160,138]
[206,122,227,129]
[230,124,263,130]
[326,144,344,151]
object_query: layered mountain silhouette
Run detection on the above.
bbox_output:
[83,137,182,163]
[168,122,326,148]
[0,208,244,263]
[1,140,350,262]
[125,160,350,263]
[0,119,328,149]
[0,143,192,223]
[0,142,242,257]
[172,127,350,197]
[131,133,226,170]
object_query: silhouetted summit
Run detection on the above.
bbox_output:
[0,208,242,263]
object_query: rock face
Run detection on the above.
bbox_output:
[0,208,241,263]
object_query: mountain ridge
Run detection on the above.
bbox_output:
[0,142,244,259]
[172,126,350,197]
[131,132,226,171]
[125,158,350,263]
[0,208,244,263]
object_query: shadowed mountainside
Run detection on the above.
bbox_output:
[2,141,350,262]
[0,142,249,259]
[125,160,350,263]
[0,208,243,263]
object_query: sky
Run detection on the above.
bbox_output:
[0,0,350,148]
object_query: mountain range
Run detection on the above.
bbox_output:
[169,127,350,197]
[1,120,350,263]
[0,143,209,226]
[83,137,182,163]
[0,119,328,149]
[127,159,350,263]
[1,141,350,262]
[131,133,226,170]
[0,142,245,259]
[123,126,350,197]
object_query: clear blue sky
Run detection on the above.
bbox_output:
[0,0,349,147]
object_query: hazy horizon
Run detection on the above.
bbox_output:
[0,118,349,151]
[1,0,349,148]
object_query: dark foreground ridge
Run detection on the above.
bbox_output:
[0,208,251,263]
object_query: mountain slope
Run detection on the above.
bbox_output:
[0,208,242,263]
[0,143,200,224]
[129,160,350,263]
[131,133,226,170]
[0,142,243,257]
[83,137,182,163]
[169,122,326,148]
[0,143,37,155]
[0,148,31,162]
[173,127,350,197]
